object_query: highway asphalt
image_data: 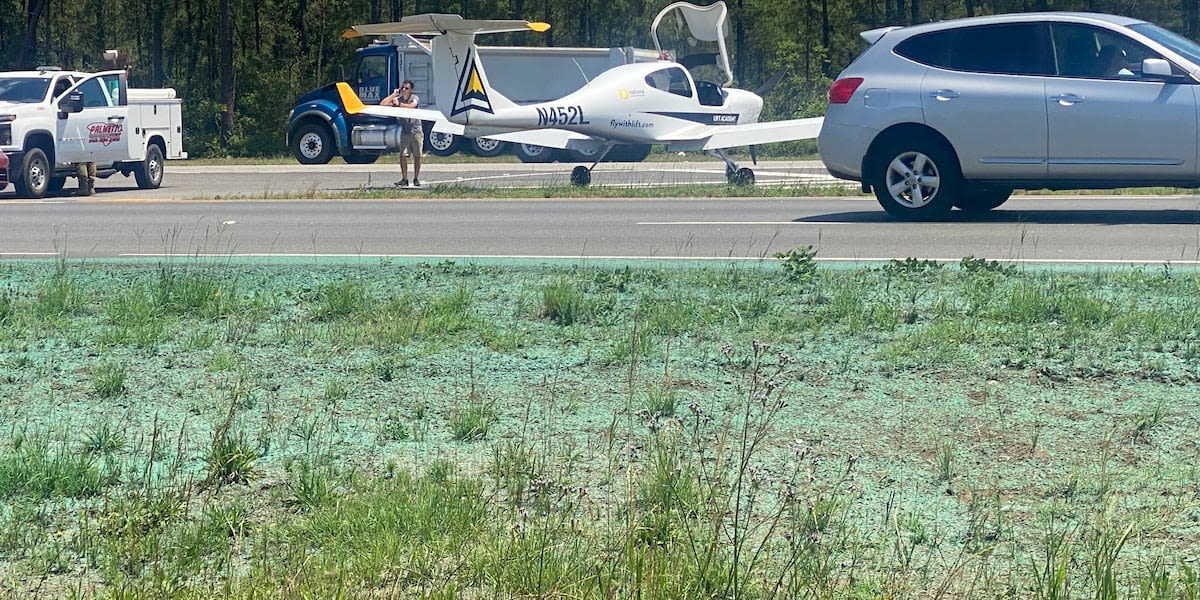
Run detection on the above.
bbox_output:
[3,160,1200,263]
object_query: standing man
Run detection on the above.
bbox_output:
[381,80,422,187]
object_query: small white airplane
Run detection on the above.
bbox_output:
[337,1,823,186]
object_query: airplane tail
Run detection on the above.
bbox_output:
[343,15,549,124]
[431,33,518,124]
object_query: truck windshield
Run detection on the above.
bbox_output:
[0,78,51,103]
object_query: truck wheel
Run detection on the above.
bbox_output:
[134,144,165,189]
[427,131,459,157]
[292,122,335,164]
[468,137,507,158]
[514,143,555,163]
[14,148,50,199]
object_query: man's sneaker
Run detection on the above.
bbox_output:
[394,179,408,187]
[412,178,421,187]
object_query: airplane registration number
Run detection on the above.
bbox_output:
[536,105,590,126]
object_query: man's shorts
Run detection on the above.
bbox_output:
[400,132,423,157]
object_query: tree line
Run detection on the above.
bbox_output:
[2,0,1196,158]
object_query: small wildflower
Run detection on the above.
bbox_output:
[720,342,735,357]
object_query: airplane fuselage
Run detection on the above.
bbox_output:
[451,61,764,145]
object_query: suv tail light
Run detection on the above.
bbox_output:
[828,77,864,104]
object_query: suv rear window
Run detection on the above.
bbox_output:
[895,22,1053,76]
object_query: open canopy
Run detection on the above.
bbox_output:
[650,1,733,86]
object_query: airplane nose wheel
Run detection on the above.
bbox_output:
[570,165,592,186]
[728,167,755,186]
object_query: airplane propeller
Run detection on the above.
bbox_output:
[749,66,788,165]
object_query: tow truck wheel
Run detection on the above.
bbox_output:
[468,137,507,157]
[292,122,334,164]
[515,143,555,163]
[427,131,459,157]
[564,146,602,163]
[134,144,165,189]
[13,147,50,199]
[570,166,591,186]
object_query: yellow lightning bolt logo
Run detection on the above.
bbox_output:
[451,48,494,116]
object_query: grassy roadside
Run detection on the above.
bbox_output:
[1,253,1199,598]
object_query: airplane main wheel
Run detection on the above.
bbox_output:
[728,167,755,186]
[570,166,591,186]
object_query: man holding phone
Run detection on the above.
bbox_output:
[381,80,423,187]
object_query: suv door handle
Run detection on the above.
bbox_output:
[1050,94,1085,105]
[928,89,960,100]
[107,115,126,121]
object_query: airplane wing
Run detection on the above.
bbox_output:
[474,128,600,151]
[697,117,824,151]
[336,82,596,147]
[336,83,449,121]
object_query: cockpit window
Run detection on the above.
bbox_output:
[645,67,693,97]
[0,78,51,103]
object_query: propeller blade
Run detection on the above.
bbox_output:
[754,66,789,97]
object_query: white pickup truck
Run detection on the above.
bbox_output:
[0,68,186,198]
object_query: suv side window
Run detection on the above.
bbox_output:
[896,23,1052,75]
[1051,23,1159,79]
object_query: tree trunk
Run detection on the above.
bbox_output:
[1185,0,1199,38]
[220,0,235,142]
[15,0,51,69]
[821,0,831,76]
[735,0,745,85]
[152,0,164,87]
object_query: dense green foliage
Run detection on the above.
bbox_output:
[2,0,1196,158]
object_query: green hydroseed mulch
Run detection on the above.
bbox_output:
[1,256,1199,598]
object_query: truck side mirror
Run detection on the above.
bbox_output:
[58,92,84,117]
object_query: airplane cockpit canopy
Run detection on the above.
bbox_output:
[650,1,733,87]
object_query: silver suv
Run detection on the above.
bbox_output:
[817,12,1200,219]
